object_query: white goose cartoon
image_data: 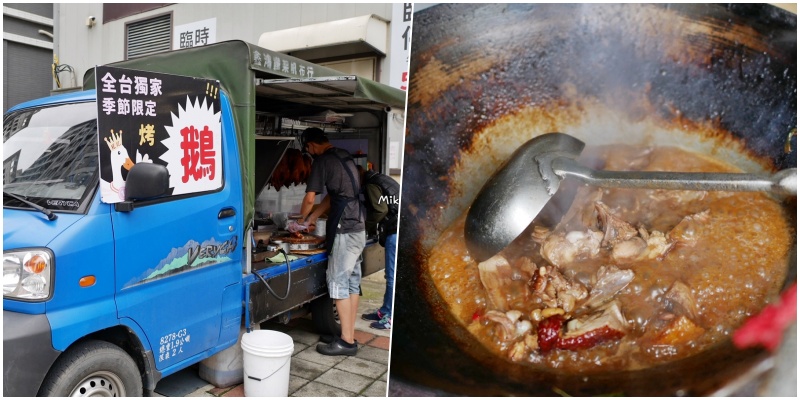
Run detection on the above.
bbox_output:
[100,129,134,203]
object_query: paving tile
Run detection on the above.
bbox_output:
[289,375,310,394]
[367,335,391,350]
[220,384,244,397]
[293,341,309,356]
[287,328,323,347]
[315,368,374,394]
[185,385,216,397]
[362,379,388,397]
[353,330,376,344]
[352,345,389,365]
[207,386,232,396]
[335,357,387,379]
[291,381,355,397]
[295,345,348,367]
[290,357,329,380]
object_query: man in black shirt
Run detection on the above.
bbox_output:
[298,128,366,356]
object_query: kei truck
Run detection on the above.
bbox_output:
[3,40,405,396]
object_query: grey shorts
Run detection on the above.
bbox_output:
[327,231,366,299]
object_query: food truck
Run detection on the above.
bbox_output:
[3,40,405,396]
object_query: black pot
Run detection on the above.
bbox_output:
[392,3,796,396]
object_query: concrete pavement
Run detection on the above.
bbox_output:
[152,270,391,397]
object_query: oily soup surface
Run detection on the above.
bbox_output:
[426,145,791,372]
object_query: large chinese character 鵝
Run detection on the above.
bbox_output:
[180,125,201,183]
[199,126,216,180]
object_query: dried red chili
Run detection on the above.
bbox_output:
[557,325,625,351]
[536,315,564,352]
[537,315,625,352]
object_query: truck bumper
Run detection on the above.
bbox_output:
[3,311,62,397]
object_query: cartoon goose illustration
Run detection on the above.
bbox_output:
[100,130,134,202]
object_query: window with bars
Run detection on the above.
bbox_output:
[126,13,172,60]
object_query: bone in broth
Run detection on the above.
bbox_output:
[427,145,791,371]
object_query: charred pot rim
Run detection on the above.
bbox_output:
[406,4,796,208]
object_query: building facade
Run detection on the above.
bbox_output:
[3,3,55,112]
[52,4,409,93]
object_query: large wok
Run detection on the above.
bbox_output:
[392,3,796,396]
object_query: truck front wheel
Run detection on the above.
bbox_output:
[38,340,142,397]
[310,295,342,336]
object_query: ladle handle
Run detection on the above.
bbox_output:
[552,158,797,196]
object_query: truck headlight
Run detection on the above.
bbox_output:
[3,249,53,300]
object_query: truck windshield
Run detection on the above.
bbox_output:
[3,101,99,213]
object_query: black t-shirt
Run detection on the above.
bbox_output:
[306,147,365,233]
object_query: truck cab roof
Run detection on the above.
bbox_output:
[7,90,96,114]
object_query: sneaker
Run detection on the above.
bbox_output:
[361,309,385,322]
[370,315,391,330]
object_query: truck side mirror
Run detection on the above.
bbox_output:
[115,163,169,212]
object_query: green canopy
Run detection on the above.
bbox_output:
[83,40,406,231]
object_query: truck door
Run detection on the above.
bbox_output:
[111,169,241,370]
[96,66,243,370]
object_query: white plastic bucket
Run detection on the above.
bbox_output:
[241,330,294,397]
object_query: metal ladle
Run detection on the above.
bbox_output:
[464,132,797,262]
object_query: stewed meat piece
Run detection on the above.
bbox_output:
[477,254,530,311]
[540,229,604,267]
[581,265,635,311]
[484,309,533,342]
[529,264,588,312]
[595,202,639,247]
[668,209,710,247]
[665,280,699,320]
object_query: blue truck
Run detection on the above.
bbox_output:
[3,40,404,396]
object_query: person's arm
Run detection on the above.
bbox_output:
[298,191,317,226]
[307,195,330,226]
